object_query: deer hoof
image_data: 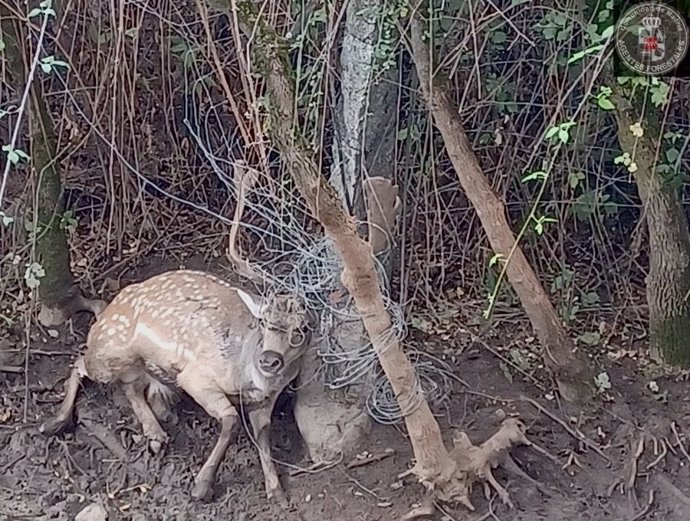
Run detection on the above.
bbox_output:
[191,479,214,502]
[38,415,72,436]
[268,487,289,509]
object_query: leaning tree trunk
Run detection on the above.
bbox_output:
[406,4,595,402]
[1,2,104,326]
[233,0,464,500]
[612,82,690,366]
[293,0,402,463]
[232,1,536,508]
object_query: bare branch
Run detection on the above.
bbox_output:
[226,161,263,282]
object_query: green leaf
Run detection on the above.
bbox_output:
[568,171,585,189]
[579,331,601,346]
[28,7,42,17]
[558,128,570,143]
[545,126,559,139]
[489,253,504,267]
[666,148,680,163]
[0,211,14,226]
[24,262,45,290]
[556,28,572,41]
[581,291,600,306]
[542,26,557,40]
[522,170,547,182]
[651,82,670,106]
[535,221,544,235]
[597,97,615,110]
[492,31,507,44]
[567,43,605,63]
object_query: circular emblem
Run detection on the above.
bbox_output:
[615,1,689,75]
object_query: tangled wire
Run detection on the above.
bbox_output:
[36,40,456,426]
[181,109,455,424]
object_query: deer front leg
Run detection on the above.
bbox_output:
[39,360,85,435]
[247,401,286,505]
[121,379,169,454]
[192,412,239,501]
[177,369,240,501]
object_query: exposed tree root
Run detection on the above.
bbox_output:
[37,285,106,327]
[400,418,532,511]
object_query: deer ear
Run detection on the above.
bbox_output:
[236,289,266,319]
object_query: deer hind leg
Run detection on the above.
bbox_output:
[176,368,239,501]
[39,356,88,435]
[121,374,169,455]
[247,398,286,505]
[144,373,176,423]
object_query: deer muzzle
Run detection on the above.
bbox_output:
[258,350,285,374]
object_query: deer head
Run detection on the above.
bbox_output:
[237,289,316,377]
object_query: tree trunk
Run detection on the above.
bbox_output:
[293,0,402,463]
[2,2,105,326]
[406,5,595,402]
[30,83,79,325]
[233,0,467,500]
[612,82,690,366]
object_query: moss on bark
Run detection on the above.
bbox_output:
[2,4,74,311]
[31,84,74,308]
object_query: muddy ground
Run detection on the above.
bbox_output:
[2,260,690,521]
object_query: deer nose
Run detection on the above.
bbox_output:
[259,351,284,373]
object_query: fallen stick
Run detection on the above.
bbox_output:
[520,396,610,463]
[346,449,395,470]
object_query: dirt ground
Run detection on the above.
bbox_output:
[2,261,690,521]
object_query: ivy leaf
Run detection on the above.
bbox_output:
[651,82,670,106]
[0,211,14,226]
[629,122,644,137]
[24,262,45,289]
[666,148,680,163]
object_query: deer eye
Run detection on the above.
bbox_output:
[290,327,307,347]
